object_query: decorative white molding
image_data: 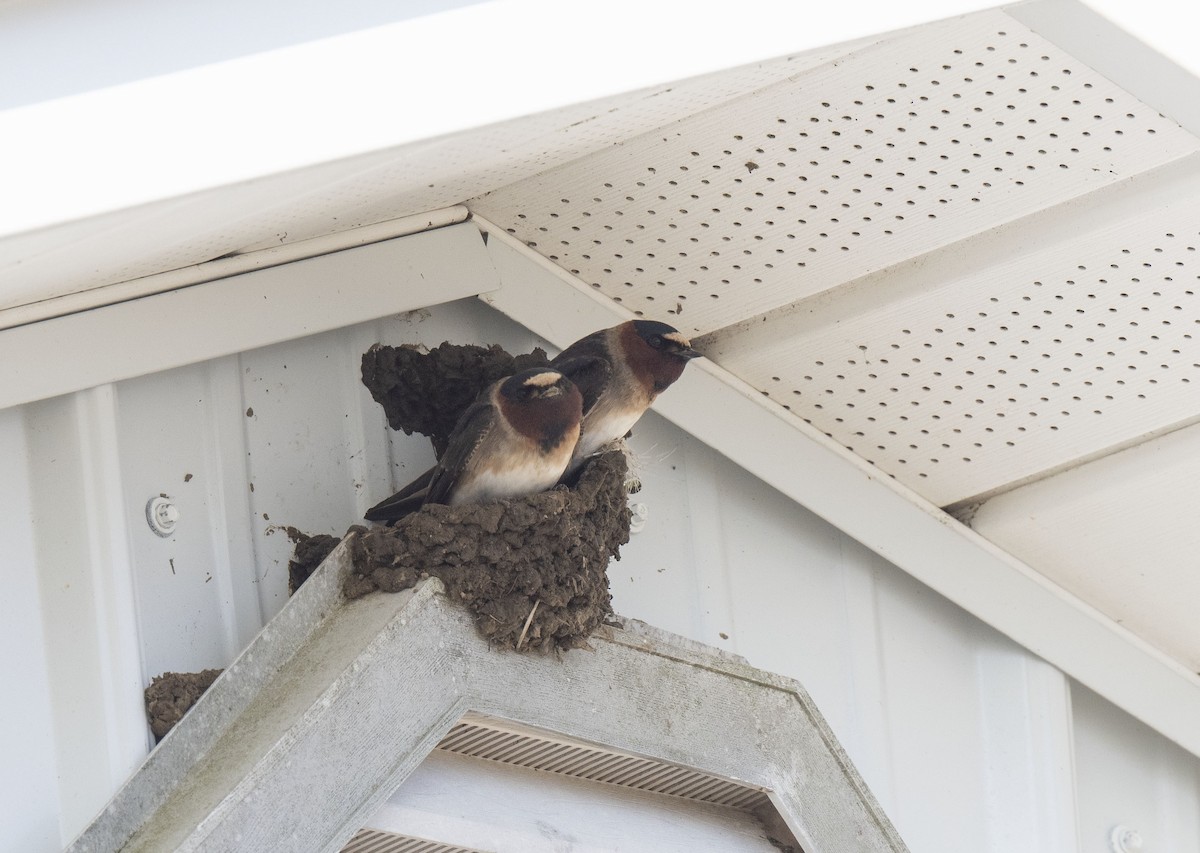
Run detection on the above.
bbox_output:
[67,538,907,853]
[0,222,498,411]
[0,207,470,331]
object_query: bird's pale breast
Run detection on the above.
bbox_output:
[576,405,644,460]
[450,431,576,505]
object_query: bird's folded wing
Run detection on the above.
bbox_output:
[549,355,611,417]
[424,400,496,506]
[363,464,436,522]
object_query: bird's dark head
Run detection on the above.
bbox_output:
[629,320,701,362]
[499,368,583,447]
[621,320,700,395]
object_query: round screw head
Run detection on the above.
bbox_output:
[146,496,180,537]
[629,502,650,534]
[1110,826,1144,853]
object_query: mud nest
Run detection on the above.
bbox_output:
[287,452,630,653]
[361,340,551,457]
[144,669,223,741]
[285,341,637,653]
[147,340,632,741]
[343,447,629,652]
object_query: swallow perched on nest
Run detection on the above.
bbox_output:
[364,367,584,522]
[550,319,700,475]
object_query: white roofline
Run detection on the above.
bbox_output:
[476,215,1200,758]
[1009,0,1200,137]
[0,0,1000,239]
[0,221,494,410]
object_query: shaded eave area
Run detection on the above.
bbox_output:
[3,0,1199,756]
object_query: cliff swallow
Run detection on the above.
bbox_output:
[364,367,583,523]
[550,319,700,475]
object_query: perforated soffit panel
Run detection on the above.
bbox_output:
[471,9,1200,506]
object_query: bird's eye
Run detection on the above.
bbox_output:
[648,335,663,348]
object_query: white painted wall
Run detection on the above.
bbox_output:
[4,292,1199,851]
[1073,684,1200,853]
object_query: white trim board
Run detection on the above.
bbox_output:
[475,217,1200,759]
[0,206,470,332]
[1008,0,1200,138]
[69,541,907,853]
[0,0,998,239]
[0,222,498,412]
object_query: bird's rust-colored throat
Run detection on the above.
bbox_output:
[500,384,583,453]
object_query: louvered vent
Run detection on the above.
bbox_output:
[343,716,784,851]
[342,829,488,853]
[434,713,771,812]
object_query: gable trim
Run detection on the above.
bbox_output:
[474,215,1200,758]
[68,537,906,853]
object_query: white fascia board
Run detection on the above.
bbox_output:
[0,221,497,411]
[1009,0,1200,136]
[0,206,469,331]
[0,0,999,239]
[475,217,1200,758]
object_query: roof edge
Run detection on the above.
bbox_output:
[474,214,1200,759]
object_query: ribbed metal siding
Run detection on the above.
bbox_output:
[6,295,1199,853]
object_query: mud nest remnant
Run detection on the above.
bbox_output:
[145,669,223,741]
[361,340,551,457]
[288,530,341,594]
